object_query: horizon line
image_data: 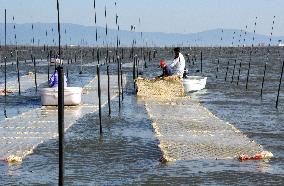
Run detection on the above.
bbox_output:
[0,22,283,37]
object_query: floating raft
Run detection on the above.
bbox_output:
[136,78,264,162]
[0,74,125,163]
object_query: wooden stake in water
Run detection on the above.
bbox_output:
[225,61,229,82]
[120,58,124,101]
[231,59,237,83]
[136,58,139,78]
[4,9,7,100]
[216,59,219,79]
[200,51,203,73]
[186,54,190,66]
[117,57,121,110]
[246,51,252,90]
[16,50,21,94]
[97,64,103,133]
[79,50,83,74]
[130,45,133,59]
[56,0,64,185]
[57,66,64,186]
[33,57,38,92]
[66,59,69,78]
[106,46,109,64]
[97,48,100,65]
[133,56,136,80]
[107,65,111,115]
[4,56,7,99]
[92,48,95,61]
[276,61,284,108]
[236,60,242,86]
[260,62,267,97]
[144,53,147,68]
[48,50,52,81]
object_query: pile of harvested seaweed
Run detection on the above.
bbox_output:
[135,77,185,101]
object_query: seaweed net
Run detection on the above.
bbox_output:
[0,74,125,163]
[145,100,264,162]
[135,78,265,162]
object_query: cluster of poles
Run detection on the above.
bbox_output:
[217,16,283,108]
[185,46,283,109]
[55,0,139,185]
[182,15,284,109]
[216,48,283,108]
[0,1,143,185]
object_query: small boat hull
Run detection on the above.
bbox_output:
[41,87,82,106]
[183,76,207,92]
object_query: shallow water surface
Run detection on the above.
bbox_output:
[1,47,284,185]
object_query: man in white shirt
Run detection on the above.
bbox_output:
[170,47,185,78]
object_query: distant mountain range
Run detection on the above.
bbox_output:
[0,23,284,47]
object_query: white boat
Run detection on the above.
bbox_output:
[41,87,82,106]
[183,76,207,92]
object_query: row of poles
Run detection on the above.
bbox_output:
[0,2,195,186]
[1,43,128,186]
[213,47,284,108]
[216,16,283,108]
[181,15,284,109]
[183,44,283,109]
[0,45,151,98]
[186,46,283,119]
[54,49,127,186]
[54,49,125,186]
[55,1,132,184]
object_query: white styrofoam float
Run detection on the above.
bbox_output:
[183,76,207,92]
[41,87,82,106]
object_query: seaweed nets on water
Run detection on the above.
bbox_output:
[135,77,273,163]
[135,76,185,101]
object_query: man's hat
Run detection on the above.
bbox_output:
[160,60,166,67]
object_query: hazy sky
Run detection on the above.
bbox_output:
[0,0,284,36]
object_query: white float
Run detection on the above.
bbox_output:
[183,76,207,92]
[41,87,82,106]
